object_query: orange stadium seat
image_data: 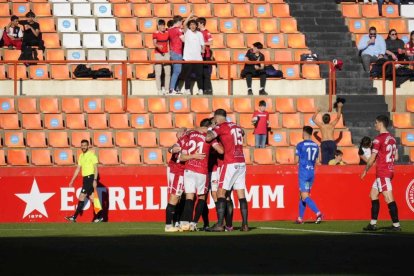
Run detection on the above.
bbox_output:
[245,130,255,146]
[119,18,138,32]
[348,19,367,34]
[83,98,103,113]
[275,98,295,113]
[159,131,178,147]
[213,49,231,61]
[193,4,212,17]
[109,113,130,129]
[341,4,361,18]
[367,19,387,33]
[29,65,49,80]
[53,149,74,166]
[22,114,42,129]
[410,148,414,163]
[282,113,301,128]
[335,131,353,147]
[246,34,265,47]
[143,148,163,165]
[275,147,295,164]
[280,18,297,33]
[195,113,212,127]
[129,49,148,61]
[0,150,5,166]
[17,98,37,113]
[124,33,143,48]
[126,98,146,113]
[39,97,59,113]
[113,64,133,80]
[114,3,132,17]
[407,98,414,112]
[7,149,29,166]
[153,4,172,17]
[173,4,192,17]
[50,65,70,80]
[175,113,194,128]
[143,34,155,49]
[121,148,142,165]
[44,114,64,129]
[71,131,91,147]
[42,33,60,49]
[190,97,211,113]
[361,4,379,18]
[26,131,47,148]
[31,149,53,166]
[131,113,152,129]
[133,4,152,17]
[0,98,15,113]
[104,98,124,113]
[0,114,20,129]
[93,132,114,147]
[32,3,52,17]
[153,113,173,129]
[253,148,274,164]
[148,97,168,113]
[4,50,21,61]
[268,131,288,147]
[4,132,24,147]
[170,98,190,113]
[8,65,28,80]
[137,131,158,147]
[0,65,6,80]
[66,113,86,129]
[234,98,253,113]
[211,35,227,49]
[341,147,359,165]
[212,97,232,112]
[268,113,280,129]
[37,18,55,32]
[227,34,246,48]
[220,19,238,33]
[243,148,252,165]
[115,131,136,147]
[289,131,303,146]
[135,64,154,80]
[302,64,321,79]
[48,131,70,148]
[206,18,219,33]
[296,98,316,113]
[12,3,30,17]
[217,64,238,79]
[233,4,252,17]
[214,4,232,17]
[99,149,119,165]
[239,113,254,129]
[388,19,408,34]
[272,3,290,17]
[240,19,259,34]
[0,3,10,17]
[88,113,108,129]
[232,49,247,61]
[281,65,301,79]
[392,113,412,128]
[253,4,272,17]
[62,98,82,113]
[288,34,306,48]
[139,18,157,33]
[259,19,279,33]
[382,4,399,18]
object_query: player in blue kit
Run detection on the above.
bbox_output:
[295,126,323,224]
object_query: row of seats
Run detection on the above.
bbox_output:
[406,98,414,113]
[341,3,413,18]
[0,146,365,167]
[347,18,409,34]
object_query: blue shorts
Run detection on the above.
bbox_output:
[299,175,314,192]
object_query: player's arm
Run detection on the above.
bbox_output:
[153,38,163,53]
[212,143,224,155]
[168,143,181,153]
[361,152,377,179]
[182,13,194,32]
[178,153,206,161]
[312,108,323,128]
[206,130,217,142]
[69,165,81,187]
[330,102,343,127]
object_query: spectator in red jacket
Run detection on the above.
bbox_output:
[2,15,23,50]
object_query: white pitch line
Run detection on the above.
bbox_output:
[258,226,384,236]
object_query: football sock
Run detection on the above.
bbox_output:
[166,203,176,225]
[239,198,248,226]
[371,199,380,223]
[193,199,206,223]
[201,200,209,226]
[174,198,186,224]
[217,198,226,226]
[225,199,234,227]
[181,199,195,223]
[304,197,320,214]
[73,201,85,219]
[388,201,400,226]
[299,199,306,219]
[214,201,219,221]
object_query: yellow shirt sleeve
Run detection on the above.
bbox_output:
[328,159,336,165]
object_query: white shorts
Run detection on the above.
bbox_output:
[184,170,208,195]
[168,170,184,196]
[210,168,220,192]
[219,163,246,191]
[372,177,393,192]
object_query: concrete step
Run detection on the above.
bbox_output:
[287,2,338,11]
[340,95,387,104]
[305,32,353,41]
[290,10,343,18]
[299,25,349,33]
[297,17,346,26]
[307,40,354,47]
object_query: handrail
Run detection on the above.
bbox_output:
[0,60,335,112]
[381,60,414,112]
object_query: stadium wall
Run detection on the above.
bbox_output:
[1,166,413,223]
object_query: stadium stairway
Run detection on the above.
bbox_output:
[286,0,377,94]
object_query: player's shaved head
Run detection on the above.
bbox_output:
[322,114,331,124]
[303,126,313,136]
[214,109,227,118]
[376,115,389,128]
[200,118,212,127]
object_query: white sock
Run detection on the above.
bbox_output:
[370,219,377,225]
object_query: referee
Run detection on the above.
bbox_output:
[65,139,103,223]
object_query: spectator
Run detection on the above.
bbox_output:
[153,19,171,95]
[358,136,372,165]
[405,31,414,61]
[241,42,268,95]
[252,100,269,148]
[377,0,401,17]
[168,15,184,94]
[180,15,205,95]
[21,11,44,51]
[2,15,23,50]
[357,26,386,72]
[197,17,213,95]
[328,150,347,165]
[385,29,405,61]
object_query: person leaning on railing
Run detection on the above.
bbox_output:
[404,31,414,61]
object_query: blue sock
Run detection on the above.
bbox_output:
[304,197,320,215]
[299,200,306,219]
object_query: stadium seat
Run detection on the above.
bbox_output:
[275,98,295,113]
[44,114,64,129]
[193,4,212,17]
[26,131,47,148]
[135,64,154,80]
[239,113,254,129]
[115,131,136,147]
[126,98,146,113]
[220,19,238,33]
[410,148,414,163]
[275,147,295,164]
[406,98,414,112]
[17,98,37,114]
[280,18,298,33]
[266,33,286,48]
[392,113,412,128]
[175,113,194,128]
[31,149,53,166]
[0,114,20,129]
[130,49,149,61]
[98,18,117,32]
[113,64,133,80]
[173,4,192,17]
[233,4,252,17]
[66,114,86,129]
[29,65,49,80]
[287,34,306,48]
[253,148,274,164]
[99,149,119,165]
[272,3,290,17]
[245,130,255,146]
[243,147,252,165]
[0,150,5,166]
[214,4,232,17]
[62,98,82,113]
[388,19,408,34]
[0,98,15,113]
[121,148,142,165]
[259,19,279,33]
[217,64,238,79]
[153,3,172,17]
[109,114,130,129]
[212,97,232,112]
[335,131,353,147]
[133,3,152,17]
[53,149,74,166]
[282,113,301,128]
[289,131,303,146]
[139,18,157,33]
[234,98,254,113]
[281,65,301,79]
[367,19,387,34]
[131,114,152,129]
[114,3,132,17]
[37,18,55,32]
[73,3,92,17]
[297,98,316,113]
[0,3,10,17]
[195,113,212,128]
[268,113,280,129]
[94,3,112,17]
[22,114,43,130]
[3,50,21,61]
[0,66,6,80]
[42,33,60,49]
[93,131,114,147]
[207,19,219,33]
[268,131,288,147]
[83,34,102,48]
[71,132,91,147]
[190,97,211,113]
[361,4,379,18]
[88,113,108,129]
[148,97,168,113]
[12,3,30,17]
[119,18,138,33]
[341,147,359,165]
[78,18,97,33]
[252,4,272,18]
[170,98,190,113]
[104,98,124,113]
[57,18,76,33]
[341,4,361,18]
[83,98,103,113]
[213,49,231,61]
[302,64,321,79]
[137,131,158,147]
[4,132,24,147]
[227,34,246,48]
[240,19,259,34]
[124,33,143,48]
[48,131,70,148]
[8,65,28,80]
[62,33,81,48]
[7,149,29,166]
[159,131,178,147]
[39,98,59,114]
[143,148,164,165]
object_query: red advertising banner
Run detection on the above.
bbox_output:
[0,166,413,223]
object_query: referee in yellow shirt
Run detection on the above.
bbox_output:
[65,139,103,223]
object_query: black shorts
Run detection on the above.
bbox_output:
[81,175,95,196]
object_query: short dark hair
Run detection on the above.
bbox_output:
[376,115,389,128]
[158,19,165,26]
[369,26,377,32]
[259,100,266,107]
[360,136,372,147]
[11,15,19,21]
[81,139,89,145]
[173,15,183,24]
[335,150,343,156]
[322,113,331,124]
[196,17,206,26]
[187,19,197,28]
[303,126,313,135]
[25,11,36,18]
[253,42,263,49]
[167,20,174,28]
[214,108,227,118]
[200,118,212,127]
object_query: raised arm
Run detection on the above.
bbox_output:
[330,102,343,127]
[213,143,224,155]
[206,130,217,142]
[312,107,323,128]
